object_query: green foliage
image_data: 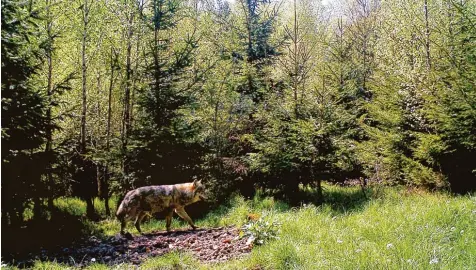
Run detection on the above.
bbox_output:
[9,186,474,269]
[3,0,476,235]
[128,0,205,188]
[1,0,51,226]
[240,215,281,245]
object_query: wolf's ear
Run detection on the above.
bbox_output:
[193,178,198,187]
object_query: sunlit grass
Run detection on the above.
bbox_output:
[10,184,476,269]
[53,197,118,218]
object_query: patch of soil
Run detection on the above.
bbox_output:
[26,227,252,267]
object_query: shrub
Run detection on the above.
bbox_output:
[240,214,281,245]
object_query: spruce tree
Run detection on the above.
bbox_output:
[128,0,204,187]
[1,0,49,226]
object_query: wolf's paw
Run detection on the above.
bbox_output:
[191,225,199,230]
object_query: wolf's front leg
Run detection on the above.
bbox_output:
[175,207,197,230]
[120,218,127,235]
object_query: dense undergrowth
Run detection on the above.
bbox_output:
[3,184,476,269]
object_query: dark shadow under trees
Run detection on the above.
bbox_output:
[1,207,103,268]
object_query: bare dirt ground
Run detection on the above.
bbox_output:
[32,226,252,267]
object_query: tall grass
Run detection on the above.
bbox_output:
[14,184,476,269]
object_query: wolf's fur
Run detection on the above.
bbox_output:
[116,180,206,234]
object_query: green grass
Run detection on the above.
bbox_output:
[53,197,118,218]
[7,184,476,269]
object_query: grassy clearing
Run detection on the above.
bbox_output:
[7,184,476,269]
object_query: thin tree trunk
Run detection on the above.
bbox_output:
[103,47,115,217]
[424,0,431,69]
[338,17,344,90]
[45,0,54,215]
[130,14,143,128]
[81,0,95,219]
[121,1,136,190]
[293,0,298,117]
[154,0,162,92]
[96,73,102,210]
[81,0,88,154]
[122,7,133,162]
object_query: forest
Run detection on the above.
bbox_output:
[2,0,476,268]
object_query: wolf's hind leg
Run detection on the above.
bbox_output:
[134,212,147,234]
[165,208,174,232]
[175,208,197,230]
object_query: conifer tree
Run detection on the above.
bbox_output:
[129,0,204,187]
[1,0,49,225]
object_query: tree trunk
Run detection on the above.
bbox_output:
[103,47,115,217]
[312,158,322,204]
[293,0,298,117]
[86,197,95,219]
[130,14,143,128]
[80,0,88,154]
[424,0,431,69]
[81,0,96,219]
[316,178,323,204]
[96,73,102,209]
[121,5,135,189]
[45,0,55,215]
[338,17,344,90]
[122,9,133,177]
[103,166,111,217]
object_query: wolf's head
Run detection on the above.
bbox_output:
[192,179,207,202]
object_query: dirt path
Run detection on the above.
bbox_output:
[39,226,251,267]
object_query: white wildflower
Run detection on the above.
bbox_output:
[386,243,394,249]
[355,249,362,253]
[429,258,439,264]
[337,239,343,244]
[91,258,96,262]
[450,227,456,231]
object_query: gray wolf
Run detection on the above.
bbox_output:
[116,179,207,235]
